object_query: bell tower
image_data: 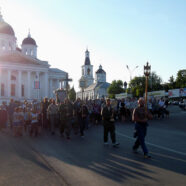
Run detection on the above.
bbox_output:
[81,48,94,87]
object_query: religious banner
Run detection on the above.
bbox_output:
[54,89,67,103]
[34,81,40,89]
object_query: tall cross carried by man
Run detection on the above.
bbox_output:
[61,73,72,94]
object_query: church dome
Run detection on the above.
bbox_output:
[22,37,36,45]
[96,65,106,74]
[0,21,15,36]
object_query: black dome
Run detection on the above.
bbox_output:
[96,68,106,74]
[22,37,36,45]
[96,65,106,74]
[0,21,15,36]
[85,57,90,65]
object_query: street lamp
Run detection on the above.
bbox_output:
[124,81,127,90]
[144,62,151,111]
[126,65,139,81]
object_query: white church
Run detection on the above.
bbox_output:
[76,49,110,100]
[0,11,67,103]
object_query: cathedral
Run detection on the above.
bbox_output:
[76,49,110,100]
[0,11,67,103]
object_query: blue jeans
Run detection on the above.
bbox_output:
[133,123,148,155]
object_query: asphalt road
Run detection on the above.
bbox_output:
[0,106,186,186]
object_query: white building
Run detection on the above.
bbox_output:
[77,50,110,100]
[0,11,67,103]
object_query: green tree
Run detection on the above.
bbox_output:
[107,80,124,98]
[175,70,186,88]
[168,75,176,89]
[68,86,76,102]
[129,76,145,97]
[129,71,163,97]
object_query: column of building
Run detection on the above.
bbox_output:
[7,70,11,97]
[18,70,22,98]
[49,78,53,98]
[27,71,31,99]
[44,72,48,98]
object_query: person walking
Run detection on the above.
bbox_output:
[79,103,89,137]
[0,102,8,131]
[41,98,49,129]
[8,99,16,129]
[59,98,73,139]
[101,98,119,147]
[30,108,39,137]
[47,99,58,135]
[132,97,153,158]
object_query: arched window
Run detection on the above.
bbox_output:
[11,84,15,96]
[1,83,5,96]
[87,68,90,75]
[22,84,24,97]
[1,40,5,50]
[9,42,12,50]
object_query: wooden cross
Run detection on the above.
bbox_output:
[61,73,72,94]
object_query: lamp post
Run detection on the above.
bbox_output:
[126,65,139,81]
[144,62,151,111]
[124,81,127,91]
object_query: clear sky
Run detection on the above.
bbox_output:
[1,0,186,90]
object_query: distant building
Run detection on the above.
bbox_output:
[0,11,67,103]
[76,49,110,99]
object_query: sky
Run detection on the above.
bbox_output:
[0,0,186,91]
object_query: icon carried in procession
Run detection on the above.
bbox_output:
[54,88,67,103]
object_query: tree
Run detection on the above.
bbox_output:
[129,76,146,97]
[168,75,176,89]
[107,80,124,98]
[175,69,186,88]
[129,71,163,97]
[68,86,76,102]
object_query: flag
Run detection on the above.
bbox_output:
[34,81,40,89]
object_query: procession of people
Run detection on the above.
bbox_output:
[0,96,170,158]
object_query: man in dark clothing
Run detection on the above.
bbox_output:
[73,98,82,135]
[59,98,74,139]
[132,97,153,158]
[79,104,89,137]
[8,99,16,129]
[101,98,119,147]
[41,98,49,129]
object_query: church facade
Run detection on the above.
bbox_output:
[0,12,67,104]
[76,49,110,100]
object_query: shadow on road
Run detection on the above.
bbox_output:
[23,122,186,184]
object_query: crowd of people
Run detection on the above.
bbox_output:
[0,97,169,136]
[0,96,171,158]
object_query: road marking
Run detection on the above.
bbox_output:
[116,132,186,156]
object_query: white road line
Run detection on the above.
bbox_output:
[116,132,186,156]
